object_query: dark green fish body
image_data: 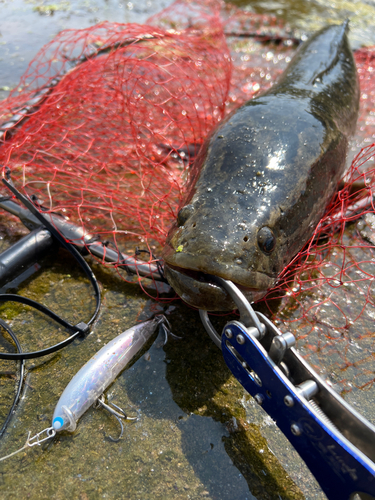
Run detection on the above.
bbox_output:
[162,23,359,311]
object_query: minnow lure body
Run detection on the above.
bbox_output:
[0,316,166,461]
[52,315,165,432]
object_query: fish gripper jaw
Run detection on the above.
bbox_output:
[200,277,375,500]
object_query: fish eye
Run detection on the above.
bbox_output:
[257,227,276,254]
[177,204,195,227]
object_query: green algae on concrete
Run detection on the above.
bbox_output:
[0,228,305,499]
[2,1,375,499]
[31,1,71,15]
[230,0,375,49]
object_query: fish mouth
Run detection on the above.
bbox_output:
[163,262,273,311]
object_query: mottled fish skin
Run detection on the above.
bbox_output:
[162,23,359,311]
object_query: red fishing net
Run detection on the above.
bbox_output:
[262,47,375,395]
[0,18,231,250]
[1,0,375,395]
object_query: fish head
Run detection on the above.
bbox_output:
[161,107,294,311]
[161,93,347,311]
[162,194,286,311]
[161,23,359,312]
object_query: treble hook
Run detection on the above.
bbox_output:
[95,394,138,442]
[159,318,182,345]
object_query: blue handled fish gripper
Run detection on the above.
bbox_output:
[199,277,375,500]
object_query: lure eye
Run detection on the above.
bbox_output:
[257,227,276,254]
[52,417,64,430]
[177,204,195,227]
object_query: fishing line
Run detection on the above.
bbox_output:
[0,318,24,437]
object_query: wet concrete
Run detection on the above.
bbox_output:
[1,1,375,499]
[232,0,375,49]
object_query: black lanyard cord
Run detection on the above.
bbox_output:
[0,178,101,360]
[2,178,101,326]
[0,294,91,360]
[0,318,25,436]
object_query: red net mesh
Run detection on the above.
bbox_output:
[0,19,230,248]
[1,0,375,395]
[260,47,375,394]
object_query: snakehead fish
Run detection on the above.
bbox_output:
[162,22,359,311]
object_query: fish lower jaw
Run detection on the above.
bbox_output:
[164,263,267,311]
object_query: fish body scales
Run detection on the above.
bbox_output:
[162,23,359,311]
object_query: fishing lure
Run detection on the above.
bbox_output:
[0,315,168,461]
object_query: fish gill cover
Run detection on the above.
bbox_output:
[1,0,375,397]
